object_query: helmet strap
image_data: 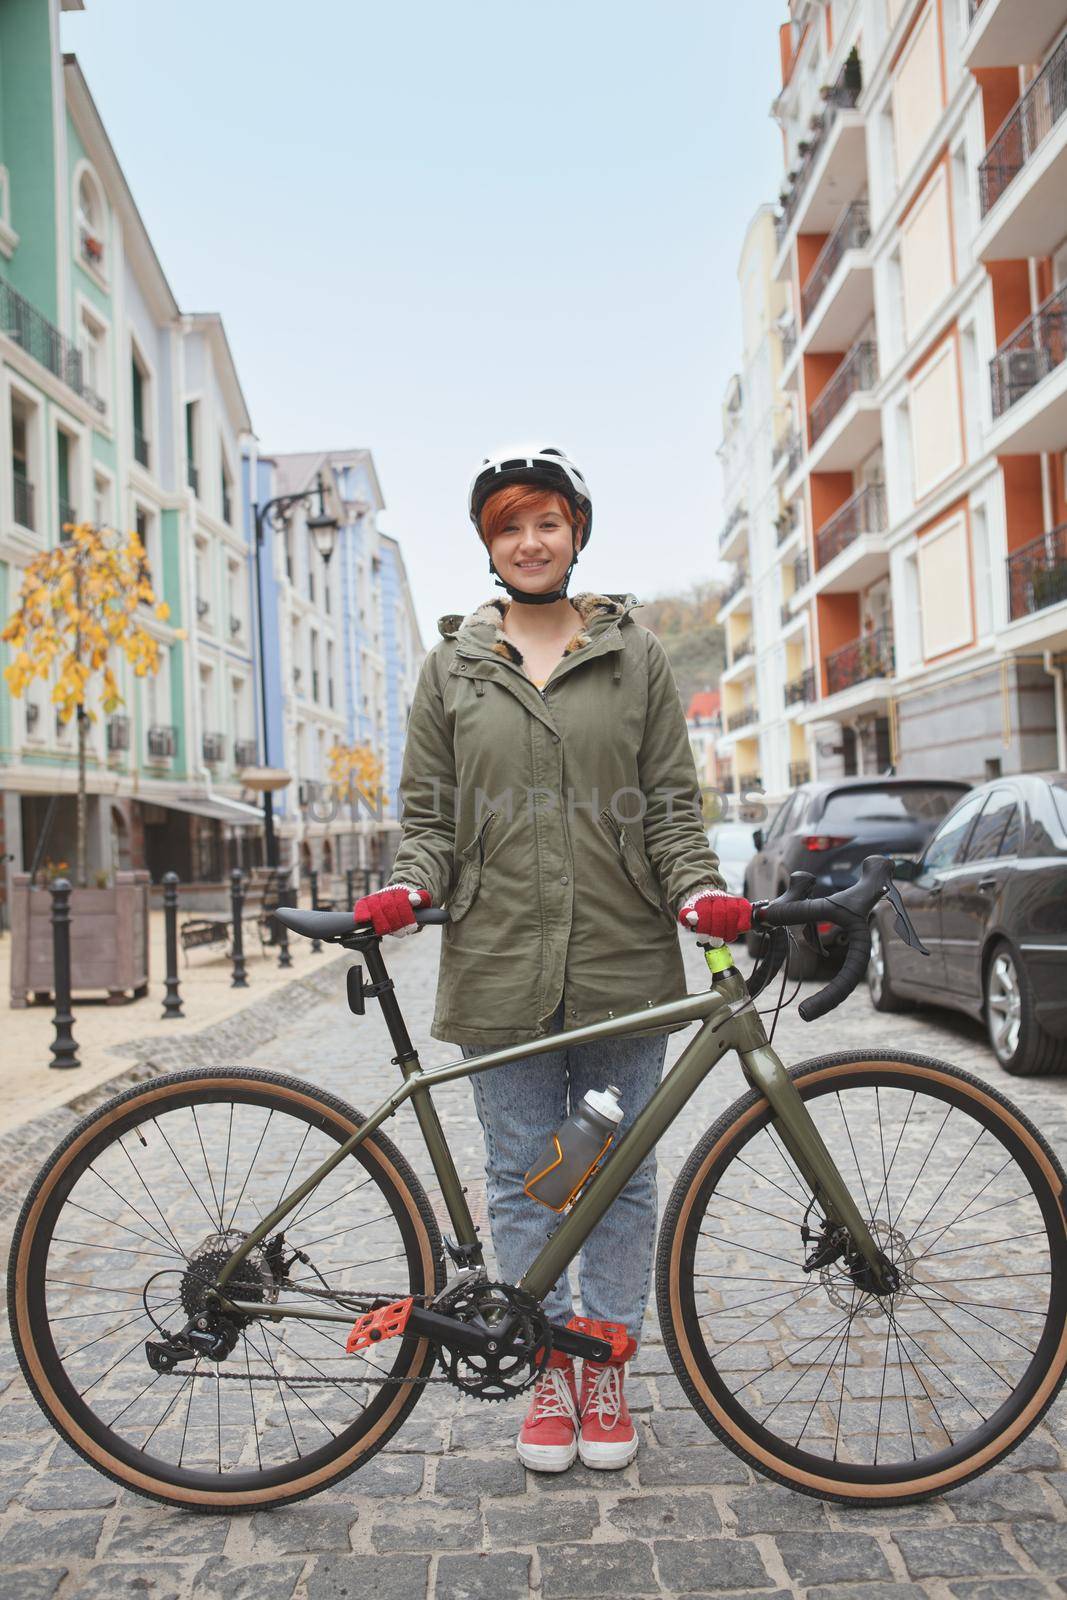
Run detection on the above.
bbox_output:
[487,528,580,606]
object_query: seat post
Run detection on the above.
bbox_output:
[359,936,418,1068]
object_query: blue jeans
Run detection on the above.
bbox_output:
[460,1001,669,1345]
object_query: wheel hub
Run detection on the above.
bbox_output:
[821,1220,915,1316]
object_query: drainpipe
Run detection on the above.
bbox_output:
[1044,651,1067,772]
[184,520,228,820]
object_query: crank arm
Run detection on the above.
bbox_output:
[228,1298,523,1357]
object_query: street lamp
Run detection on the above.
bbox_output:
[252,471,339,868]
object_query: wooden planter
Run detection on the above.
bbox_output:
[9,871,150,1008]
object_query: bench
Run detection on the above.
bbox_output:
[179,868,285,963]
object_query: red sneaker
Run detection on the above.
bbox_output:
[578,1339,638,1470]
[516,1351,578,1473]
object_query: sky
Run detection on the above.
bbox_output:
[63,1,784,648]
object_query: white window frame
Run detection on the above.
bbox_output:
[129,334,156,478]
[75,293,110,419]
[0,164,18,257]
[131,497,163,597]
[72,158,109,290]
[8,377,44,541]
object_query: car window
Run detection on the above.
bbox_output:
[708,825,756,860]
[1051,782,1067,837]
[922,793,987,871]
[998,804,1022,858]
[819,785,966,830]
[961,789,1016,863]
[766,793,797,843]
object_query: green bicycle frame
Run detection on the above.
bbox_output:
[218,942,893,1319]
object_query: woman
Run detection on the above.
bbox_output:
[353,443,751,1473]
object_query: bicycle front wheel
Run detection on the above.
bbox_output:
[8,1067,444,1511]
[656,1050,1067,1504]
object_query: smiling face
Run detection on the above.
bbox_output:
[480,488,586,595]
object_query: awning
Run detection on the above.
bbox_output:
[139,792,266,828]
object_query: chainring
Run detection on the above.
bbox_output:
[433,1279,551,1402]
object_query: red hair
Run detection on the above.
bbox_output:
[479,484,588,549]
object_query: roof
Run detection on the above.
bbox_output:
[271,449,385,515]
[687,690,721,720]
[183,312,253,433]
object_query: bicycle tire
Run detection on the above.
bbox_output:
[656,1049,1067,1505]
[7,1066,445,1511]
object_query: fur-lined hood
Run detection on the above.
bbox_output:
[437,591,641,666]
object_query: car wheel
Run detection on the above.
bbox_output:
[984,941,1067,1077]
[866,922,912,1013]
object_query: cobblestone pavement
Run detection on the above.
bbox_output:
[2,928,1067,1599]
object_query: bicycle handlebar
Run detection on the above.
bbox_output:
[751,854,897,1022]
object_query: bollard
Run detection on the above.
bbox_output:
[275,866,293,970]
[161,871,184,1019]
[345,867,355,909]
[49,878,80,1069]
[309,868,322,954]
[230,868,249,988]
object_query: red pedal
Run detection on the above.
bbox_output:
[565,1314,632,1361]
[346,1296,414,1353]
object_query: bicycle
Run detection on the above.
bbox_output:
[7,856,1066,1511]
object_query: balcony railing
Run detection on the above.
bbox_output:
[13,468,35,530]
[990,281,1067,418]
[58,498,76,541]
[780,320,796,361]
[825,624,894,696]
[147,724,176,760]
[202,731,225,764]
[732,633,754,662]
[810,341,878,445]
[780,601,793,626]
[978,31,1067,216]
[1007,524,1067,619]
[0,275,106,412]
[784,666,815,706]
[234,738,258,768]
[106,714,130,753]
[773,426,802,474]
[719,500,747,550]
[720,568,750,606]
[726,704,757,732]
[800,201,870,324]
[793,552,810,590]
[789,760,812,786]
[775,64,863,243]
[775,504,798,545]
[197,597,210,621]
[738,771,763,794]
[133,426,150,469]
[815,483,887,568]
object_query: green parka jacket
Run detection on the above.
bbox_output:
[387,591,727,1047]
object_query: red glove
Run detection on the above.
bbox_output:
[354,883,431,937]
[678,887,753,941]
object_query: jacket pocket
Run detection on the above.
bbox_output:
[448,810,496,922]
[599,808,669,917]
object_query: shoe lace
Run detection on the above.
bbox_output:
[531,1365,577,1422]
[584,1362,623,1430]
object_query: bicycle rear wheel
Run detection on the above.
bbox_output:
[656,1050,1067,1504]
[8,1067,444,1510]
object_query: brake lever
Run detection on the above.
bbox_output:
[884,880,930,956]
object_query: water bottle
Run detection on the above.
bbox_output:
[523,1086,624,1212]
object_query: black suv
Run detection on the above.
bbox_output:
[743,776,970,976]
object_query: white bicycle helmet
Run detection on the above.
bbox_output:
[468,443,593,548]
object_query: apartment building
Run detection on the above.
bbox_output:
[720,0,1067,795]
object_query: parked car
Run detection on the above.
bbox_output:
[868,773,1067,1077]
[706,821,759,896]
[744,776,970,977]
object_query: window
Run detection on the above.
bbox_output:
[134,504,161,592]
[922,792,987,870]
[820,784,966,831]
[78,306,107,410]
[56,429,76,540]
[195,539,211,624]
[220,445,233,525]
[185,402,199,495]
[0,164,16,257]
[131,350,150,468]
[961,789,1018,862]
[92,470,112,529]
[76,167,106,278]
[11,394,37,531]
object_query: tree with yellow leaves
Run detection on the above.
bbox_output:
[2,523,176,887]
[327,739,387,820]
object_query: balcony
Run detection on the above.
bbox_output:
[229,614,242,639]
[965,0,1067,73]
[987,282,1067,454]
[775,503,800,547]
[1007,525,1067,620]
[134,426,150,470]
[772,426,803,481]
[197,597,211,622]
[147,724,176,761]
[202,731,225,764]
[106,714,129,753]
[799,201,873,353]
[234,738,259,768]
[726,703,758,733]
[807,341,880,472]
[731,632,754,663]
[780,320,796,362]
[222,487,233,525]
[975,30,1067,260]
[737,771,763,794]
[788,760,812,786]
[812,483,889,591]
[793,552,811,590]
[718,567,750,613]
[784,667,815,707]
[825,624,894,697]
[13,468,35,530]
[719,499,748,560]
[0,276,106,413]
[774,64,865,254]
